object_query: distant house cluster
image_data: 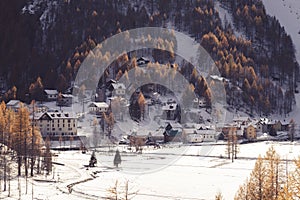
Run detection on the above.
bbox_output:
[44,89,73,107]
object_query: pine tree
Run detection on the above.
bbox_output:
[114,149,121,168]
[289,119,295,142]
[89,151,97,167]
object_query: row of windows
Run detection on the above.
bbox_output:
[46,119,73,123]
[46,127,74,131]
[203,135,214,139]
[44,123,75,128]
[47,132,75,136]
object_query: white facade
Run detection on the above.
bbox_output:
[112,83,126,97]
[88,102,109,114]
[35,111,77,137]
[186,134,203,143]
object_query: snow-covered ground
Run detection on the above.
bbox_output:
[1,141,299,200]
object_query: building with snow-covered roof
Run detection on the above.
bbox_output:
[34,111,77,138]
[88,102,109,114]
[44,89,58,101]
[111,83,126,97]
[163,122,183,143]
[7,100,24,112]
[162,101,179,120]
[244,124,257,141]
[57,94,73,107]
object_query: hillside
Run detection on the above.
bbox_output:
[0,0,298,116]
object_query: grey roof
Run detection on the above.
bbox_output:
[88,102,109,108]
[44,89,58,95]
[7,100,21,107]
[35,111,77,120]
[112,83,126,90]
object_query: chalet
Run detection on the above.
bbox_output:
[34,104,49,113]
[162,100,179,120]
[34,111,77,138]
[163,122,183,143]
[255,118,269,133]
[88,102,109,114]
[44,89,58,101]
[244,124,257,141]
[280,120,289,131]
[185,131,203,143]
[111,83,126,97]
[221,124,243,140]
[193,98,207,108]
[184,127,217,143]
[198,128,217,142]
[57,94,73,107]
[7,100,23,112]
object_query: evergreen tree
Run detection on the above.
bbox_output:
[89,151,97,167]
[113,149,121,168]
[289,119,295,142]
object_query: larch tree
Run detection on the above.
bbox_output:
[264,146,283,199]
[246,156,266,200]
[137,92,146,120]
[13,104,31,176]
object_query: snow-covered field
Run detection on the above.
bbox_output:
[1,141,300,200]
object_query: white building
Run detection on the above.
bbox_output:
[111,83,126,97]
[88,102,109,114]
[184,128,217,143]
[34,111,77,137]
[44,89,58,101]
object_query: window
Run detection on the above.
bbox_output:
[52,128,55,131]
[59,128,62,131]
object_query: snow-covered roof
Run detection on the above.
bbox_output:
[35,111,77,120]
[88,102,109,108]
[61,94,73,98]
[44,89,58,95]
[112,83,125,90]
[162,103,177,111]
[167,122,182,129]
[7,100,21,107]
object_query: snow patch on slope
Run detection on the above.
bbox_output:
[22,0,60,45]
